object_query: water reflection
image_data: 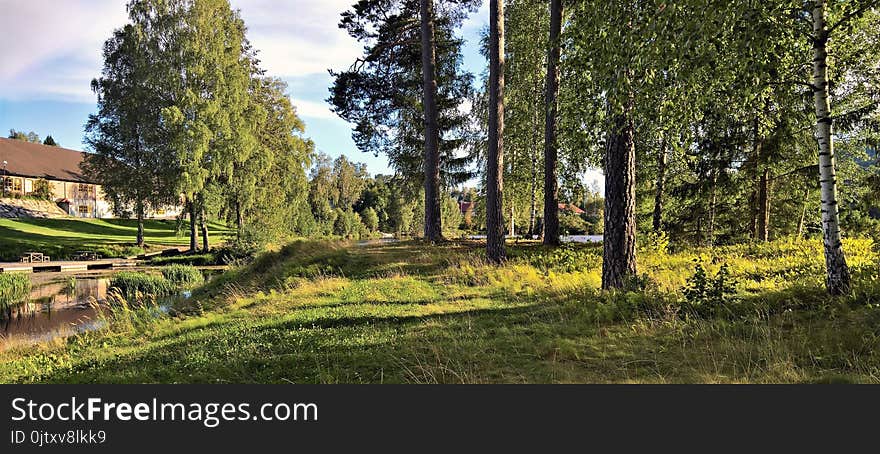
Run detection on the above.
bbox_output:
[1,276,111,347]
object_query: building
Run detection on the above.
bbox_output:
[0,137,178,219]
[558,203,586,215]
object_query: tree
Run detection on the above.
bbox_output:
[542,0,563,246]
[42,136,59,147]
[84,20,178,247]
[809,0,853,295]
[7,130,41,143]
[420,0,443,242]
[159,0,255,252]
[486,0,505,262]
[330,0,478,241]
[360,207,380,232]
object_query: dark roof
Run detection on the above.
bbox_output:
[0,138,91,183]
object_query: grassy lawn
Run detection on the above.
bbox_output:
[1,238,879,383]
[0,218,230,261]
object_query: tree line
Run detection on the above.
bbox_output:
[332,0,880,296]
[7,130,59,146]
[84,0,313,249]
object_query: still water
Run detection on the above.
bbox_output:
[0,271,185,348]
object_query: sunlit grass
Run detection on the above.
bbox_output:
[0,236,878,383]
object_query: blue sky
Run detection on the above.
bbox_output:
[0,0,601,189]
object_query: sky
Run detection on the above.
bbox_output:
[0,0,601,191]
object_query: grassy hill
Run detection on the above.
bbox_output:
[0,218,230,261]
[1,237,879,383]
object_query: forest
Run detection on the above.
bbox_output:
[2,0,879,383]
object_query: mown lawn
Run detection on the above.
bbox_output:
[0,218,230,261]
[1,238,879,383]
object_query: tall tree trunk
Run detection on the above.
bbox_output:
[529,149,538,237]
[757,167,770,242]
[602,99,636,289]
[797,186,809,237]
[486,0,506,263]
[188,197,198,253]
[198,193,209,252]
[707,168,718,247]
[542,0,563,247]
[236,200,243,236]
[652,136,667,232]
[812,0,850,295]
[750,116,763,240]
[602,100,637,290]
[135,200,145,248]
[420,0,443,243]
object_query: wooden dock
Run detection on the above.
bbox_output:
[0,259,138,274]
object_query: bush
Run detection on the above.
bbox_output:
[360,207,379,232]
[0,274,31,313]
[32,179,53,200]
[148,254,217,266]
[682,261,737,316]
[524,244,601,274]
[161,265,205,288]
[110,272,173,298]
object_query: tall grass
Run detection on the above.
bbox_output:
[0,274,31,314]
[110,272,173,298]
[161,265,205,288]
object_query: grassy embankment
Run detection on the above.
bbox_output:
[1,237,879,383]
[0,218,230,261]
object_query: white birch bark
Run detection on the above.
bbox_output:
[812,0,851,295]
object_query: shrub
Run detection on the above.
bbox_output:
[0,274,31,313]
[32,179,53,200]
[148,254,217,266]
[161,265,205,288]
[682,261,737,316]
[110,272,173,298]
[525,244,601,274]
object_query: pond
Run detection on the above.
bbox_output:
[0,270,195,348]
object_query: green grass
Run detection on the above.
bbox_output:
[110,272,175,298]
[161,265,205,289]
[1,237,878,383]
[0,218,231,261]
[0,274,31,313]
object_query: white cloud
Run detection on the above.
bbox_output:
[0,0,128,102]
[292,98,335,119]
[231,0,362,78]
[0,0,363,102]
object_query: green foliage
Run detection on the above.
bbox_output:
[148,254,217,267]
[7,129,41,143]
[4,238,879,384]
[333,209,364,239]
[360,207,379,232]
[441,196,462,234]
[682,261,737,316]
[31,179,52,200]
[559,212,590,235]
[110,272,173,298]
[161,265,205,289]
[0,274,31,314]
[523,244,601,274]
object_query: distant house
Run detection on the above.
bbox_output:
[0,138,177,219]
[558,203,585,215]
[459,201,475,216]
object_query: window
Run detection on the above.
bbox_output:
[78,205,90,215]
[12,178,22,193]
[24,179,33,193]
[77,184,91,195]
